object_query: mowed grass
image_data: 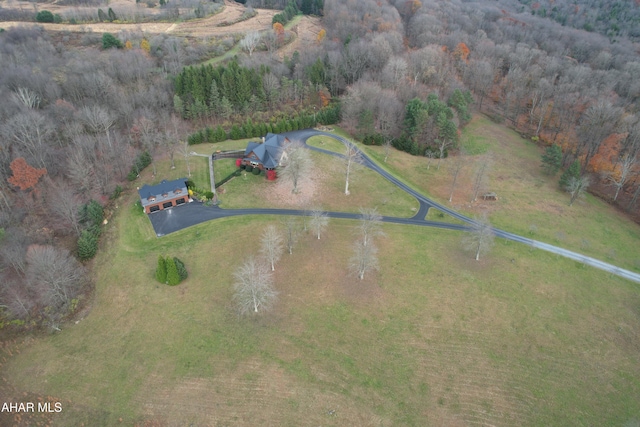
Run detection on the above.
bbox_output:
[143,154,210,191]
[4,190,640,426]
[217,148,420,217]
[306,135,347,153]
[360,116,640,271]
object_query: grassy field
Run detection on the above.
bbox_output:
[2,117,640,426]
[216,149,419,217]
[2,186,640,426]
[306,135,347,153]
[146,154,210,191]
[359,117,640,272]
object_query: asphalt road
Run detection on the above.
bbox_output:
[147,129,640,284]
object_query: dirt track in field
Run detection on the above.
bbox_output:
[0,0,282,37]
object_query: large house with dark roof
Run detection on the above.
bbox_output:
[138,178,188,214]
[241,133,290,170]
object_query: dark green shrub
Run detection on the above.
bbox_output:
[155,255,167,283]
[53,13,62,23]
[234,169,242,176]
[110,185,123,200]
[36,10,55,23]
[174,257,188,281]
[252,167,261,175]
[98,8,108,22]
[80,200,104,231]
[102,33,122,49]
[165,257,181,285]
[186,179,195,189]
[107,7,117,21]
[203,191,214,200]
[245,165,254,173]
[77,230,98,261]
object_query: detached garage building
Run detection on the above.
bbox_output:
[138,178,188,214]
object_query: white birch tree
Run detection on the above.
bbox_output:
[280,142,311,194]
[233,257,278,315]
[309,207,329,240]
[462,216,495,261]
[260,225,284,271]
[350,239,379,280]
[240,31,261,57]
[343,141,362,195]
[358,207,384,247]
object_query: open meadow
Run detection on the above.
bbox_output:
[1,124,640,425]
[360,116,640,272]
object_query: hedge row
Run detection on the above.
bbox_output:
[187,104,340,145]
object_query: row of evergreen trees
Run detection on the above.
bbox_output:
[174,61,267,118]
[187,104,340,144]
[272,0,299,24]
[156,256,188,286]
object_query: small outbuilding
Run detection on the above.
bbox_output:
[138,178,188,214]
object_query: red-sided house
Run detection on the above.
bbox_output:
[241,133,290,171]
[138,178,188,214]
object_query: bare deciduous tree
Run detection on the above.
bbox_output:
[26,245,87,312]
[436,138,453,171]
[280,142,311,193]
[11,87,41,109]
[0,228,29,276]
[79,105,116,148]
[240,31,261,57]
[281,216,299,255]
[358,207,384,247]
[309,207,329,240]
[606,153,637,201]
[471,155,493,202]
[566,175,590,206]
[343,141,363,195]
[47,180,83,237]
[350,239,379,280]
[233,257,278,315]
[260,225,284,271]
[462,216,495,261]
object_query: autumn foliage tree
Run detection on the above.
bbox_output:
[273,22,285,43]
[7,158,47,191]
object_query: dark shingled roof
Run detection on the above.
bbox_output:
[243,133,289,169]
[138,178,188,207]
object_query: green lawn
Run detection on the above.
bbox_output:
[358,116,640,272]
[306,135,346,153]
[3,118,640,426]
[216,149,419,217]
[3,189,640,426]
[146,155,210,192]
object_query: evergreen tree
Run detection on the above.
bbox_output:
[220,97,233,120]
[156,255,167,283]
[77,230,98,260]
[541,144,563,175]
[559,159,581,188]
[97,8,108,22]
[208,80,220,114]
[102,33,122,49]
[166,257,181,285]
[214,125,227,142]
[107,7,117,21]
[173,257,188,281]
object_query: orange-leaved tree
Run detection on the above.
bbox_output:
[317,29,326,44]
[273,22,285,43]
[7,157,47,191]
[453,42,470,61]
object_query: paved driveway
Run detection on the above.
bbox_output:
[143,129,640,283]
